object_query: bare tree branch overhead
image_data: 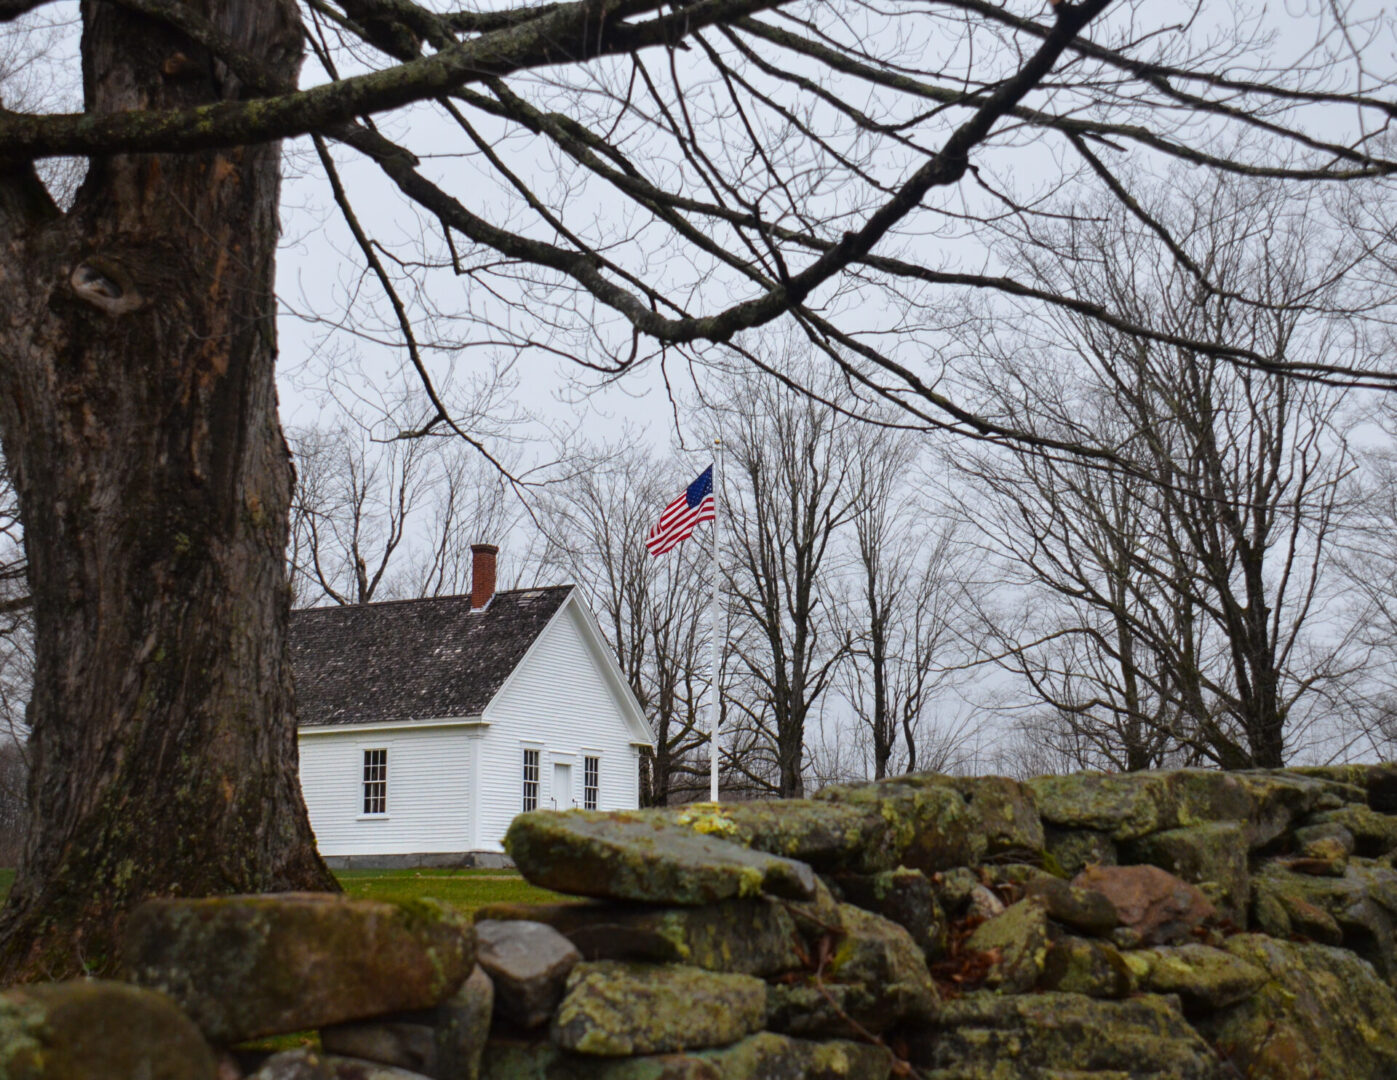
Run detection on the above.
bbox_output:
[0,0,1393,979]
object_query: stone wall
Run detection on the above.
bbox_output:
[5,764,1397,1078]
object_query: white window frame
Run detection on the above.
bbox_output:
[362,747,388,817]
[522,746,541,812]
[583,753,601,810]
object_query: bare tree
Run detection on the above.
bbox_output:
[719,370,871,797]
[290,418,533,606]
[1335,395,1397,758]
[954,176,1365,769]
[837,439,977,779]
[290,422,434,605]
[0,0,1392,976]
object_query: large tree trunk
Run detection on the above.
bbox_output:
[0,0,335,982]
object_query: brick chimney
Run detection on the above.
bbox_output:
[470,543,499,610]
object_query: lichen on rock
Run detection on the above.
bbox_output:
[122,893,475,1044]
[1194,934,1397,1079]
[0,980,217,1080]
[504,811,817,905]
[549,961,766,1057]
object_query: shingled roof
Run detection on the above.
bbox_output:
[290,586,575,727]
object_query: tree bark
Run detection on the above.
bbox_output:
[0,0,335,982]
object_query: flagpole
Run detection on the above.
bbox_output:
[709,437,723,804]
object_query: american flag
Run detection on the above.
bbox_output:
[647,465,715,556]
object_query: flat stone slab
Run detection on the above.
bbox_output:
[475,920,581,1028]
[123,893,475,1044]
[474,899,804,977]
[907,991,1222,1078]
[0,979,216,1080]
[816,775,987,872]
[248,1049,434,1079]
[665,799,902,873]
[504,811,816,904]
[1030,770,1253,842]
[550,961,766,1056]
[1124,944,1267,1012]
[481,1031,893,1079]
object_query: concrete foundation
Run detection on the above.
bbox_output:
[321,851,516,871]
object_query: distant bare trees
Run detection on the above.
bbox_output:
[289,399,534,607]
[536,371,979,799]
[718,374,869,798]
[838,441,977,779]
[954,176,1367,770]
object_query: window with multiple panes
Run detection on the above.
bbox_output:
[363,748,387,815]
[522,748,540,812]
[584,756,600,810]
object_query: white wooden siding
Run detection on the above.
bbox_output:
[298,726,478,856]
[475,601,642,851]
[295,593,646,858]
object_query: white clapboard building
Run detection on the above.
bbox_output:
[291,545,652,867]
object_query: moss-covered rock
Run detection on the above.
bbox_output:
[763,980,883,1040]
[822,903,937,1022]
[1249,859,1397,979]
[766,912,935,1038]
[480,1031,892,1079]
[945,775,1045,859]
[765,897,937,1036]
[666,800,902,874]
[931,866,984,917]
[827,867,946,958]
[504,811,816,904]
[474,898,804,977]
[436,964,493,1080]
[123,893,475,1044]
[1307,805,1397,857]
[906,991,1222,1078]
[1235,771,1351,849]
[1294,820,1357,862]
[1125,822,1249,926]
[1038,936,1134,998]
[782,876,847,948]
[1043,825,1118,877]
[816,775,985,871]
[965,899,1050,993]
[0,980,216,1080]
[1122,944,1267,1012]
[549,961,765,1056]
[1193,934,1397,1079]
[1277,892,1344,946]
[1029,770,1251,843]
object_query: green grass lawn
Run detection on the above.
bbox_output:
[0,864,562,1055]
[0,865,562,914]
[334,867,564,913]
